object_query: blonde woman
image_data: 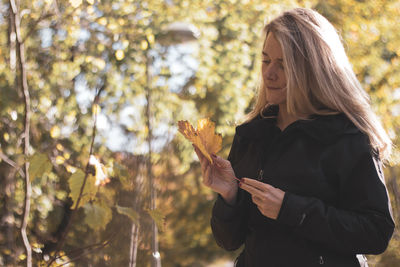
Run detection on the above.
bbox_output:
[194,8,395,266]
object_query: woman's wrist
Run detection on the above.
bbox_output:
[221,186,238,205]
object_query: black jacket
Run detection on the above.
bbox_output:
[211,111,395,267]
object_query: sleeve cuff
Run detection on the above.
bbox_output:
[213,192,242,221]
[277,192,308,227]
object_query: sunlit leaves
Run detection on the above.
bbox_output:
[92,104,101,115]
[140,40,148,50]
[84,201,112,230]
[50,126,61,139]
[69,0,82,8]
[146,208,166,232]
[116,205,140,224]
[115,50,125,61]
[68,169,97,208]
[29,153,52,182]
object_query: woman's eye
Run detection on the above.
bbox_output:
[262,60,271,64]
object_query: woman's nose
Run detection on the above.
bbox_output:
[264,65,278,81]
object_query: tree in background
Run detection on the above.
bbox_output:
[0,0,399,266]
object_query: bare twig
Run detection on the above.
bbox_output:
[52,228,119,266]
[0,150,25,178]
[9,0,32,266]
[21,12,54,44]
[46,82,107,267]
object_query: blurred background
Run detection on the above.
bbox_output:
[0,0,399,266]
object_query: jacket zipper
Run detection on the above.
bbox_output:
[319,256,324,264]
[257,169,264,181]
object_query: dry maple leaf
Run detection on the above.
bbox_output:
[178,118,222,164]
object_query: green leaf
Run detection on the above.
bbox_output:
[113,162,131,190]
[116,205,139,224]
[83,201,112,231]
[146,208,166,232]
[29,153,52,182]
[68,169,97,208]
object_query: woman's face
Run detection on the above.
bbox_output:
[262,33,287,105]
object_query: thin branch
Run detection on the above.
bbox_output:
[46,81,107,267]
[0,150,25,178]
[21,12,54,44]
[9,0,32,266]
[51,228,119,266]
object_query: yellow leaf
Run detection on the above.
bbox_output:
[122,40,129,48]
[3,132,10,142]
[56,143,64,151]
[92,103,101,115]
[69,0,82,8]
[55,155,65,165]
[83,201,112,230]
[141,40,148,50]
[146,208,166,232]
[118,18,125,26]
[178,118,222,163]
[116,205,140,224]
[50,125,61,138]
[29,153,52,182]
[115,50,124,61]
[147,34,155,45]
[68,169,97,208]
[98,17,107,26]
[66,165,77,173]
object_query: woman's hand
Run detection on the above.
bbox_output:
[193,145,238,204]
[239,178,285,220]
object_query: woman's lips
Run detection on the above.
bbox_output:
[267,86,282,90]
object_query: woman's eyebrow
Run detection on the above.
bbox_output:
[261,51,283,61]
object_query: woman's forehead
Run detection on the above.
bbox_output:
[263,33,283,59]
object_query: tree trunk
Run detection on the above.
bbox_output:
[9,0,32,266]
[129,162,146,267]
[145,47,161,267]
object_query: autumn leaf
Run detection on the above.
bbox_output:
[116,205,140,224]
[68,169,97,208]
[178,118,222,163]
[146,208,166,232]
[84,201,112,231]
[29,153,52,182]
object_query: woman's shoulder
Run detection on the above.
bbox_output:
[297,113,364,144]
[234,116,277,140]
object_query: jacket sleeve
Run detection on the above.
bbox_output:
[210,133,249,251]
[276,134,395,255]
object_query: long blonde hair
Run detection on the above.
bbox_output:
[246,8,392,161]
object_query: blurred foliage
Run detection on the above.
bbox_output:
[0,0,399,266]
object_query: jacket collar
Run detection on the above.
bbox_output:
[236,106,360,144]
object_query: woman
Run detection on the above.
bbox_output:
[194,8,395,267]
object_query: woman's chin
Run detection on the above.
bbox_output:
[266,98,286,105]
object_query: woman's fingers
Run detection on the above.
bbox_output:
[211,154,229,168]
[204,165,211,186]
[239,180,264,198]
[242,178,273,191]
[193,145,207,165]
